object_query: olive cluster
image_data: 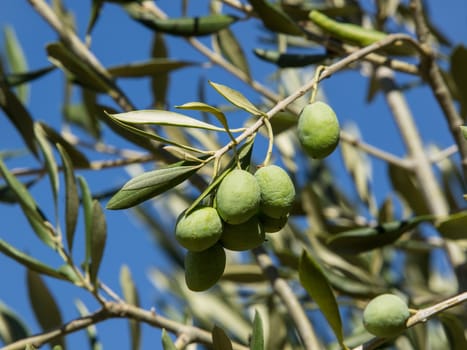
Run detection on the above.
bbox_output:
[175,165,295,291]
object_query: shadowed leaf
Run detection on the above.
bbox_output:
[212,325,233,350]
[89,200,107,285]
[161,329,177,350]
[214,28,250,77]
[0,302,30,344]
[452,46,467,118]
[78,176,94,275]
[120,265,141,350]
[247,0,302,36]
[5,66,55,87]
[108,58,195,78]
[253,49,328,68]
[75,299,102,350]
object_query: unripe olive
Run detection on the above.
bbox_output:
[220,216,265,251]
[175,207,223,252]
[297,101,340,159]
[215,169,261,224]
[363,294,410,337]
[184,243,226,292]
[260,214,288,233]
[254,165,295,219]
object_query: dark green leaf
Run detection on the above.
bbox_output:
[3,26,28,102]
[209,81,264,116]
[0,177,39,204]
[212,325,233,350]
[86,0,104,40]
[0,240,73,281]
[0,159,56,248]
[5,66,55,87]
[299,249,345,347]
[0,302,30,344]
[451,46,467,118]
[151,33,169,108]
[26,271,65,349]
[90,200,107,285]
[108,58,195,78]
[57,145,79,252]
[120,265,141,350]
[0,81,38,157]
[439,312,467,350]
[161,329,177,350]
[253,49,329,68]
[75,299,103,350]
[268,111,297,134]
[78,176,94,274]
[214,28,250,77]
[436,211,467,240]
[250,310,264,350]
[107,164,202,210]
[327,216,434,254]
[63,102,101,140]
[247,0,302,36]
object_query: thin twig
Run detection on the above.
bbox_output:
[2,302,250,350]
[252,246,321,350]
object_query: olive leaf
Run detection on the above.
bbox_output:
[4,66,55,87]
[253,49,329,68]
[120,265,141,350]
[436,211,467,240]
[214,28,250,77]
[209,81,264,117]
[151,32,169,108]
[299,249,346,349]
[75,299,102,350]
[247,0,302,36]
[0,302,30,344]
[107,163,203,210]
[3,26,28,102]
[212,325,233,350]
[221,264,266,283]
[451,46,467,118]
[89,200,107,286]
[108,58,196,78]
[78,175,94,275]
[250,310,264,350]
[161,329,177,350]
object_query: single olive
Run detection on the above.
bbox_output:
[259,214,288,233]
[220,216,265,251]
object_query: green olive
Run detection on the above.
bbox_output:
[175,207,223,252]
[184,243,226,292]
[363,294,410,337]
[297,101,340,159]
[220,216,265,251]
[259,214,288,233]
[215,169,261,224]
[255,165,295,219]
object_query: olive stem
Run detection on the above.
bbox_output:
[262,117,274,166]
[309,65,326,104]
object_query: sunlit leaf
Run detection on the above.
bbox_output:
[0,302,30,344]
[209,81,264,117]
[299,249,345,347]
[26,271,65,349]
[436,211,467,240]
[107,163,203,210]
[212,325,233,350]
[75,299,102,350]
[250,310,264,350]
[89,200,107,286]
[247,0,302,36]
[161,329,177,350]
[221,264,266,283]
[120,265,141,350]
[214,28,250,77]
[3,26,28,102]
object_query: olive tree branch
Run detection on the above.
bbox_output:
[410,0,467,179]
[2,301,250,350]
[252,246,321,350]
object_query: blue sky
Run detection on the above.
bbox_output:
[1,1,467,349]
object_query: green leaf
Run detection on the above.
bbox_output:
[34,123,60,207]
[57,145,79,252]
[326,215,434,254]
[450,45,467,118]
[212,325,233,350]
[26,271,65,349]
[78,176,94,274]
[439,312,467,350]
[209,81,264,117]
[75,299,103,350]
[221,264,266,283]
[247,0,302,36]
[0,159,56,248]
[3,26,28,103]
[46,42,112,93]
[4,66,55,87]
[299,249,345,348]
[86,0,104,40]
[0,302,30,344]
[108,58,195,78]
[253,49,329,68]
[106,109,241,132]
[63,101,101,140]
[161,329,177,350]
[250,310,264,350]
[214,28,250,77]
[0,240,73,281]
[120,265,141,350]
[89,200,107,286]
[151,33,169,108]
[436,211,467,240]
[107,163,202,210]
[0,81,38,157]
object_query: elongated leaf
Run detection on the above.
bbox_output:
[247,0,302,36]
[209,81,264,117]
[34,123,59,207]
[451,45,467,118]
[120,265,141,350]
[108,58,195,78]
[439,312,467,350]
[0,302,30,344]
[107,109,240,132]
[299,250,345,347]
[75,299,102,350]
[212,325,233,350]
[214,28,250,77]
[57,145,79,252]
[90,200,107,285]
[0,177,39,204]
[151,33,169,108]
[86,0,104,40]
[436,211,467,240]
[327,215,434,254]
[26,271,65,349]
[78,176,94,274]
[5,66,55,87]
[107,163,202,210]
[46,42,112,93]
[64,101,101,139]
[161,329,177,350]
[253,49,328,68]
[3,26,28,102]
[250,310,264,350]
[0,240,72,281]
[0,159,55,248]
[176,102,237,134]
[221,264,266,283]
[0,81,38,157]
